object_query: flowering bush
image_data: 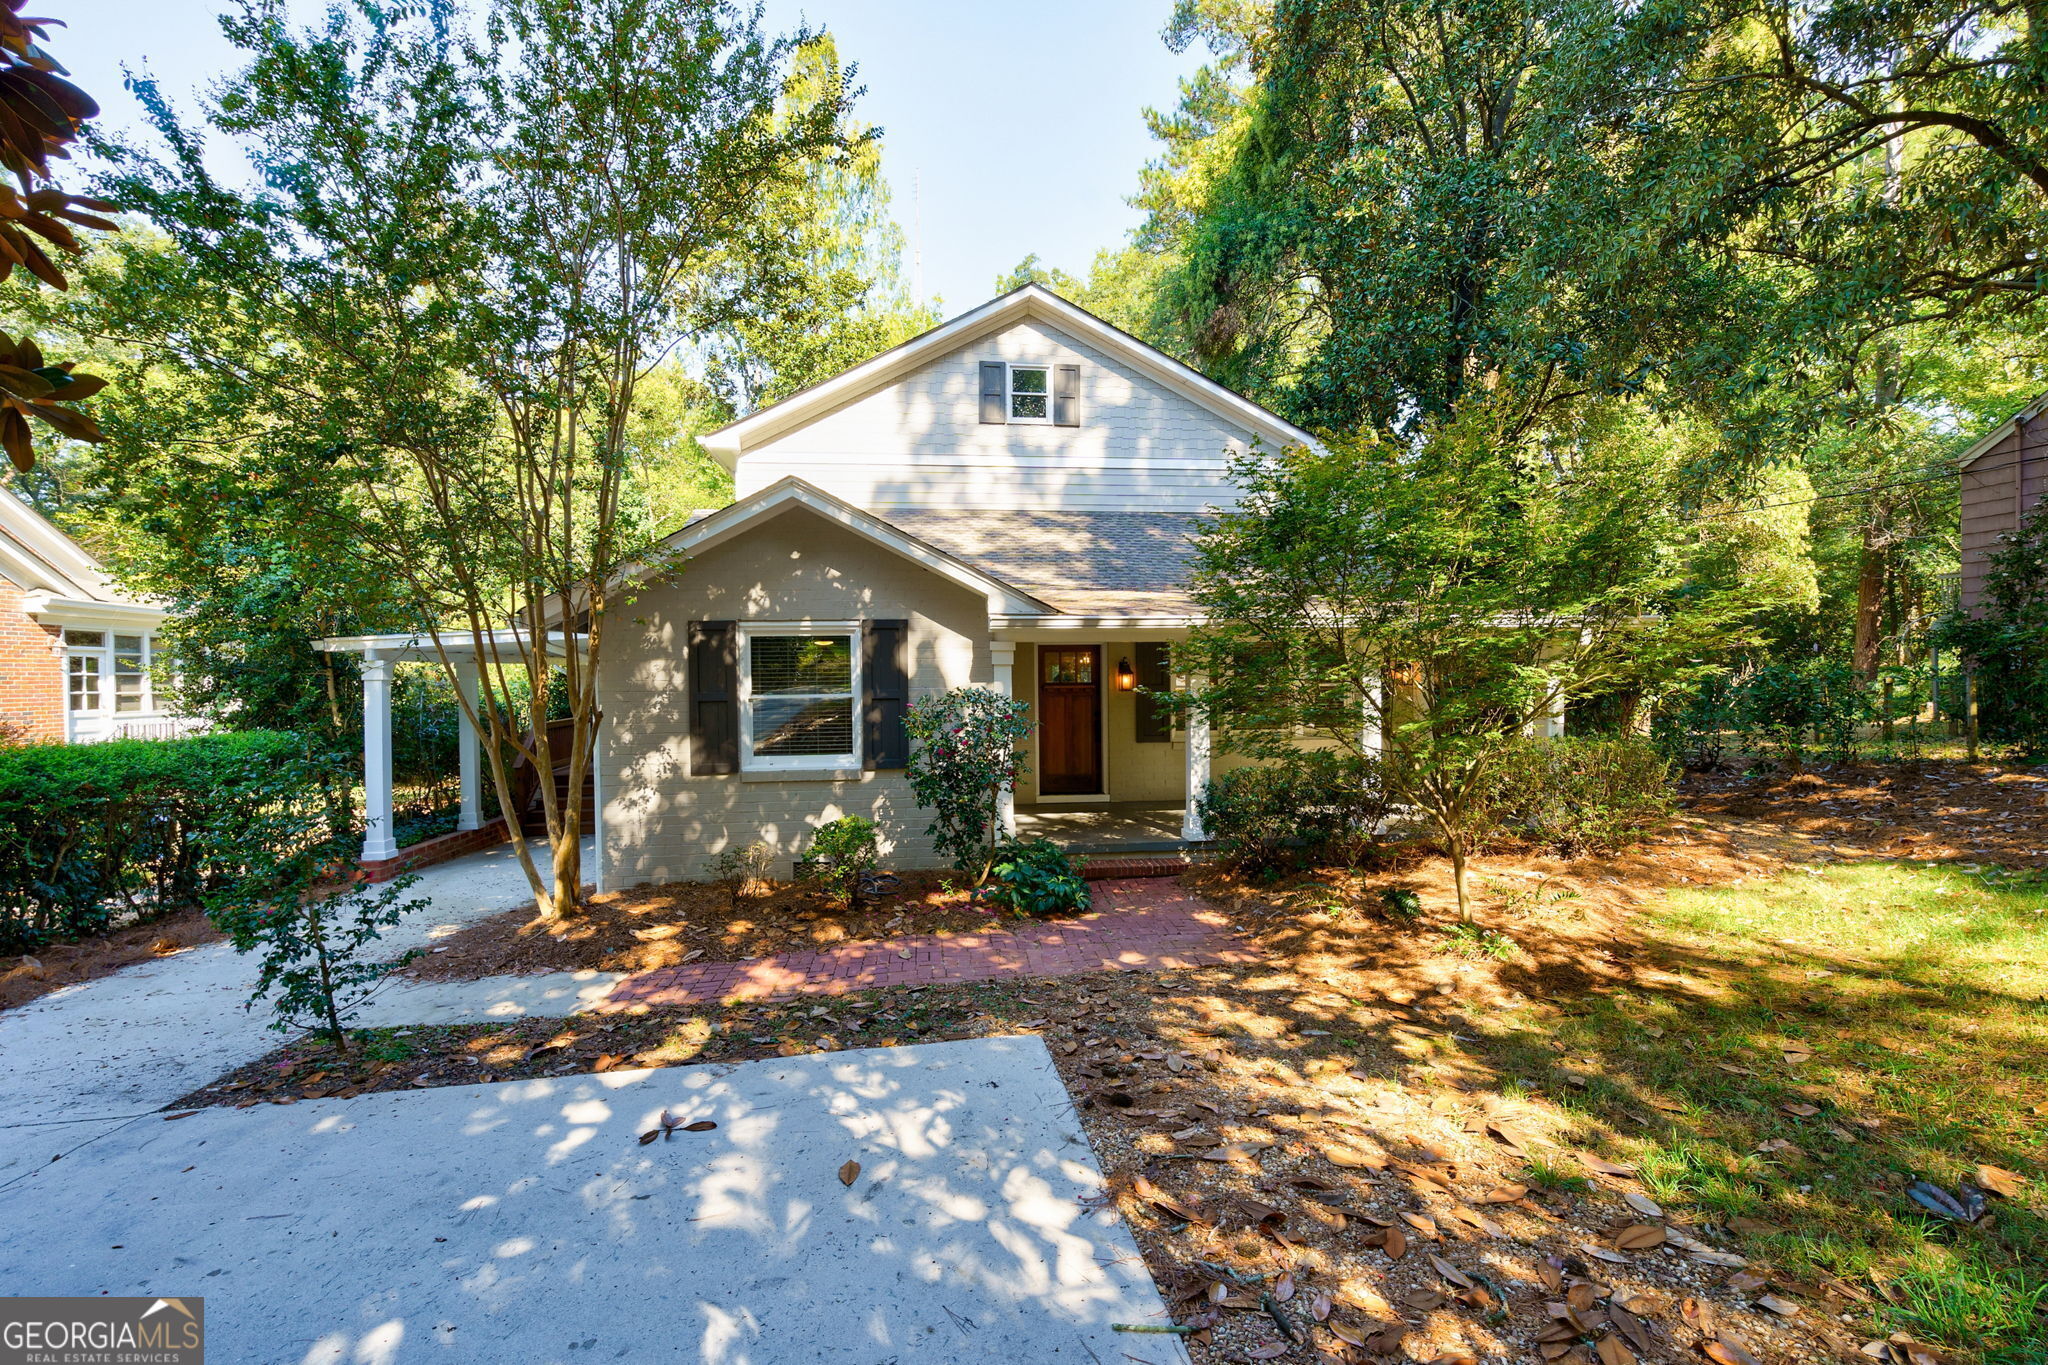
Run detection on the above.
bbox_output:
[904,687,1034,883]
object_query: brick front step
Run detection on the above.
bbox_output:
[597,881,1256,1011]
[1078,854,1197,880]
[359,818,509,882]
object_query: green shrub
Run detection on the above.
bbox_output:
[0,730,343,952]
[1733,660,1870,769]
[1479,736,1676,856]
[709,842,774,909]
[1652,674,1739,771]
[1938,505,2048,760]
[903,687,1035,883]
[799,815,883,912]
[1197,751,1389,874]
[984,838,1091,917]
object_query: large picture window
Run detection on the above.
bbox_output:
[739,625,859,770]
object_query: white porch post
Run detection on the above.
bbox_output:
[990,640,1019,838]
[360,654,398,862]
[453,654,482,832]
[1181,673,1210,842]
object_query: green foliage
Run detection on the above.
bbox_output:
[1181,416,1772,918]
[1197,753,1388,875]
[200,760,427,1052]
[799,815,882,913]
[1378,886,1424,922]
[1733,660,1872,769]
[709,841,774,909]
[903,687,1035,884]
[1438,922,1518,960]
[1478,736,1678,857]
[0,731,335,953]
[1653,674,1741,771]
[1939,506,2048,760]
[983,839,1092,918]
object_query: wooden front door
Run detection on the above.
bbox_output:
[1038,645,1102,794]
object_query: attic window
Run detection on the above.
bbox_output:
[1009,365,1049,421]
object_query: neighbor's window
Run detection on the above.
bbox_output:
[1009,364,1049,421]
[741,627,858,770]
[113,634,148,713]
[65,629,103,713]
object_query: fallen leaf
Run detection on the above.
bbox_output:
[1757,1294,1799,1317]
[1404,1288,1448,1311]
[1782,1102,1822,1117]
[1381,1226,1408,1260]
[1311,1292,1332,1322]
[1623,1191,1663,1219]
[1247,1344,1288,1360]
[594,1054,625,1072]
[1429,1255,1474,1289]
[1704,1332,1761,1365]
[1680,1298,1715,1332]
[1726,1271,1768,1297]
[1480,1183,1529,1203]
[682,1120,716,1133]
[637,1128,660,1146]
[1782,1042,1814,1065]
[838,1159,861,1187]
[1324,1144,1388,1169]
[1976,1164,2024,1198]
[1578,1152,1636,1177]
[1615,1224,1666,1251]
[1597,1335,1637,1365]
[1273,1273,1295,1302]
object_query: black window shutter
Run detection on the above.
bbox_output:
[979,361,1008,424]
[688,620,738,775]
[1054,363,1081,427]
[1134,642,1172,743]
[863,619,910,769]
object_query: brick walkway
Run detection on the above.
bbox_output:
[597,877,1256,1011]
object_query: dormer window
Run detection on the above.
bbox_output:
[979,360,1081,427]
[1008,365,1049,421]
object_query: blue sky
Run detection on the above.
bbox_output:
[67,0,1206,314]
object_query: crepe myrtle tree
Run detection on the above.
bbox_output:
[1176,407,1771,922]
[903,687,1035,885]
[104,0,860,921]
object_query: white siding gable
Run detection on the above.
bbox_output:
[732,318,1257,513]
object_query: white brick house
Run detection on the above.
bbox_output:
[327,285,1321,885]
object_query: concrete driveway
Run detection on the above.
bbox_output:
[0,1036,1186,1365]
[0,839,590,1184]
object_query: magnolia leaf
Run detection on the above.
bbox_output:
[838,1159,861,1187]
[1615,1224,1666,1251]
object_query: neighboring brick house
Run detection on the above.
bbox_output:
[1958,389,2048,612]
[0,486,201,743]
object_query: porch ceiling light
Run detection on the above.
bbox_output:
[1116,657,1136,691]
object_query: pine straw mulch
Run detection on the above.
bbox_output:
[400,868,1026,981]
[170,762,2048,1365]
[0,906,221,1013]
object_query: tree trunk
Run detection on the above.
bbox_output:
[1851,527,1886,681]
[1449,836,1471,923]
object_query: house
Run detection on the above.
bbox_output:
[1957,389,2048,611]
[0,486,200,744]
[324,285,1323,885]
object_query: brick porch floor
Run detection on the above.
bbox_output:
[596,877,1257,1011]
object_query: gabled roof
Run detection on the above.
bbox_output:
[619,476,1057,617]
[697,283,1316,468]
[1959,388,2048,470]
[884,510,1200,617]
[0,485,128,602]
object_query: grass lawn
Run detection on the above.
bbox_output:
[1472,861,2048,1363]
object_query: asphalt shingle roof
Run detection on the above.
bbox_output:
[881,510,1203,616]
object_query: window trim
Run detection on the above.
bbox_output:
[736,621,862,772]
[1007,362,1052,424]
[63,628,157,718]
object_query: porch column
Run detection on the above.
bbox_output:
[1181,673,1210,842]
[453,653,482,832]
[990,640,1019,838]
[360,655,399,862]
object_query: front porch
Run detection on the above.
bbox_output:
[1014,800,1193,855]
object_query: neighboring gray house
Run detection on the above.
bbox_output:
[1957,389,2048,611]
[325,285,1321,886]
